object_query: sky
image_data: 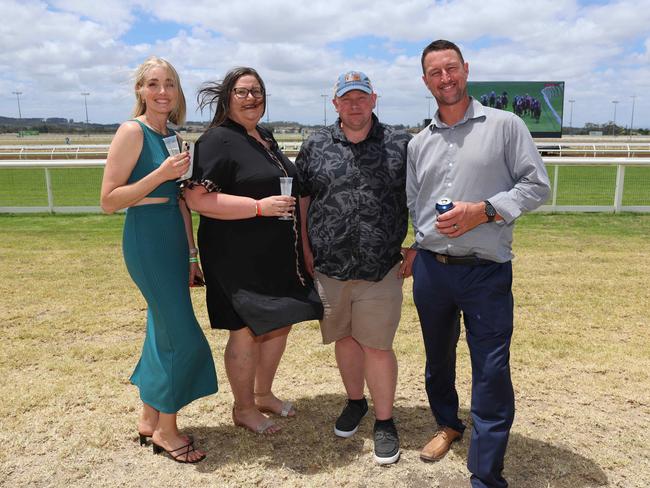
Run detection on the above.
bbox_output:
[1,0,649,128]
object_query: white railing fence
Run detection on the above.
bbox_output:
[0,160,105,213]
[538,157,650,212]
[1,142,650,214]
[537,142,650,157]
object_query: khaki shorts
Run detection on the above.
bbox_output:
[314,263,403,351]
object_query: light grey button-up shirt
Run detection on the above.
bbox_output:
[406,98,550,263]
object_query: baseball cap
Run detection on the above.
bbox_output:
[334,71,373,97]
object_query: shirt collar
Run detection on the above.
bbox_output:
[429,97,486,131]
[331,113,383,143]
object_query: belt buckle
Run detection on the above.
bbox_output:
[436,253,448,264]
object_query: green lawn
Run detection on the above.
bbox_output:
[547,165,650,205]
[1,165,648,208]
[0,167,104,206]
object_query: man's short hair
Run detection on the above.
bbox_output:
[420,40,465,74]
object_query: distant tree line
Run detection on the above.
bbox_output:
[1,115,646,135]
[564,122,649,136]
[0,117,119,134]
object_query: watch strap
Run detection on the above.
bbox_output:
[484,200,496,222]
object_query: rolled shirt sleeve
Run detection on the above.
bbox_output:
[488,115,550,224]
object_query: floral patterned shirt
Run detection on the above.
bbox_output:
[296,115,411,281]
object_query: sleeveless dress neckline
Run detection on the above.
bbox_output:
[133,118,170,137]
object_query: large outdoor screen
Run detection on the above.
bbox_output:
[467,81,565,138]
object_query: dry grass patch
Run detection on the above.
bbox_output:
[1,213,649,487]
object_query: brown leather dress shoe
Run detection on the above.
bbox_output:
[420,426,462,462]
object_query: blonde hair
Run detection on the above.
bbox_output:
[132,56,186,125]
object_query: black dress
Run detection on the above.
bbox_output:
[190,119,323,335]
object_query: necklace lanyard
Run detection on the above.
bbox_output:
[253,136,306,287]
[259,140,289,177]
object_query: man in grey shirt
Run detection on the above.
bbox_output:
[405,39,550,488]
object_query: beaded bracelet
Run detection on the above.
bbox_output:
[189,257,199,263]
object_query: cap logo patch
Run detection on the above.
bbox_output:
[345,72,362,82]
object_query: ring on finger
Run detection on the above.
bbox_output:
[453,224,459,230]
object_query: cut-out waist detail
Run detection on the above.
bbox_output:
[130,196,178,208]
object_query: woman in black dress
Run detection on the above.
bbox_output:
[184,67,322,434]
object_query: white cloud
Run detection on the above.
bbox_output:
[48,0,134,35]
[0,0,649,127]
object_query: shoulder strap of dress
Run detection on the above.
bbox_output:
[131,118,173,137]
[129,119,149,136]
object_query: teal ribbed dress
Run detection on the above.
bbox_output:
[123,120,217,414]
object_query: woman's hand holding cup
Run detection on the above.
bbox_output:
[158,151,190,181]
[257,195,295,218]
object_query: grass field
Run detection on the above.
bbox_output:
[0,213,649,487]
[468,81,563,134]
[1,164,649,208]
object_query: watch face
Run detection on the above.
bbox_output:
[485,201,496,217]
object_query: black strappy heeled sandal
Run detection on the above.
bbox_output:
[151,440,206,464]
[139,432,193,446]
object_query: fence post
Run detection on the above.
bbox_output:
[44,168,54,214]
[552,165,559,210]
[614,165,625,213]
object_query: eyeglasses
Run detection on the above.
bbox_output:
[232,87,265,99]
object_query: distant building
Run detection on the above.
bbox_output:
[274,125,301,134]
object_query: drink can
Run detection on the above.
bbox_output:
[435,197,454,215]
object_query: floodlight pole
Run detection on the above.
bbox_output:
[266,93,271,124]
[12,91,22,136]
[81,92,90,137]
[629,95,636,137]
[426,96,433,119]
[321,94,328,126]
[12,91,22,119]
[568,99,575,130]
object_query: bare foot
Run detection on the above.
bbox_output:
[151,431,206,463]
[254,391,296,417]
[232,405,281,434]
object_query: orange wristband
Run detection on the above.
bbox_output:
[255,200,262,217]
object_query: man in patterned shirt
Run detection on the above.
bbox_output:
[296,71,411,465]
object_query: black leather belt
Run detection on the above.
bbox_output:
[429,251,494,266]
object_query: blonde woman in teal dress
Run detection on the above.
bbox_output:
[100,56,217,463]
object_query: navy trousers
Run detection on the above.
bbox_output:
[412,250,515,488]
